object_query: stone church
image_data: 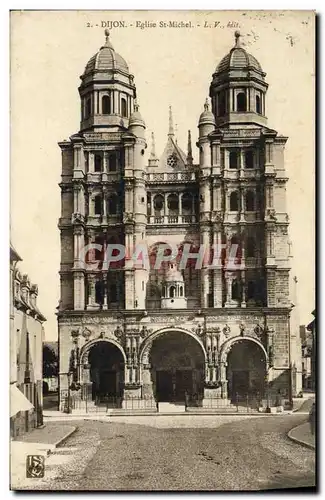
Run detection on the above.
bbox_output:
[58,30,301,410]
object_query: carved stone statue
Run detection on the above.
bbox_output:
[239,323,245,336]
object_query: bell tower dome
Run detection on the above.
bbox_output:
[79,29,136,132]
[210,31,268,128]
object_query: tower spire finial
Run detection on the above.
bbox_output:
[204,98,210,112]
[168,106,174,136]
[187,130,193,166]
[234,30,241,48]
[102,28,114,50]
[150,132,156,159]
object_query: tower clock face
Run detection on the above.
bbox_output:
[167,153,178,168]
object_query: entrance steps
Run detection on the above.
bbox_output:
[158,402,186,413]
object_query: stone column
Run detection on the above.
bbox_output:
[241,270,246,308]
[102,273,108,310]
[220,361,228,398]
[239,187,245,221]
[225,273,234,307]
[212,230,222,307]
[87,230,96,262]
[164,193,168,223]
[102,188,107,217]
[86,274,98,310]
[89,153,94,173]
[179,192,183,220]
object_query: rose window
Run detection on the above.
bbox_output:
[167,154,178,168]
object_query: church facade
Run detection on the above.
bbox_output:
[58,30,301,410]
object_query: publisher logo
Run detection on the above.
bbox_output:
[26,455,45,478]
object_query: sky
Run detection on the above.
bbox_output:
[10,10,315,340]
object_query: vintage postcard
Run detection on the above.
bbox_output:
[10,10,315,491]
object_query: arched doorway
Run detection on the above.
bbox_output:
[87,341,124,401]
[226,339,266,401]
[149,331,205,402]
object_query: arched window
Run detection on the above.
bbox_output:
[102,95,111,115]
[218,91,226,116]
[256,94,261,114]
[245,190,255,211]
[229,151,239,169]
[94,154,102,172]
[108,154,116,172]
[94,195,102,215]
[86,97,91,118]
[246,237,256,258]
[121,97,127,117]
[180,286,183,297]
[170,286,176,298]
[167,194,179,214]
[237,92,247,112]
[244,151,254,169]
[247,281,255,300]
[231,279,241,300]
[153,194,164,214]
[181,192,192,213]
[230,191,239,211]
[108,194,118,215]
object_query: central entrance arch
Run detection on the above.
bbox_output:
[87,341,125,401]
[149,330,205,402]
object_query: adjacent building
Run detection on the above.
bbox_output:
[58,30,301,410]
[10,244,46,437]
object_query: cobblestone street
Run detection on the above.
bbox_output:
[16,414,315,491]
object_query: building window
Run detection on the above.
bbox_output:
[231,279,241,300]
[154,194,164,213]
[218,91,226,116]
[246,237,256,257]
[121,97,127,117]
[229,151,239,169]
[108,154,117,172]
[182,192,193,214]
[95,281,104,304]
[247,281,255,300]
[170,286,176,298]
[237,92,247,112]
[102,95,111,115]
[245,190,255,211]
[230,191,239,211]
[256,94,261,114]
[94,195,102,215]
[108,194,118,215]
[245,151,254,169]
[86,97,91,118]
[94,154,102,172]
[180,286,183,297]
[167,194,179,213]
[109,283,117,302]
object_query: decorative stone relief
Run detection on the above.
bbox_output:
[239,323,246,336]
[82,328,91,341]
[114,325,124,340]
[72,212,85,224]
[139,325,152,338]
[223,324,231,337]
